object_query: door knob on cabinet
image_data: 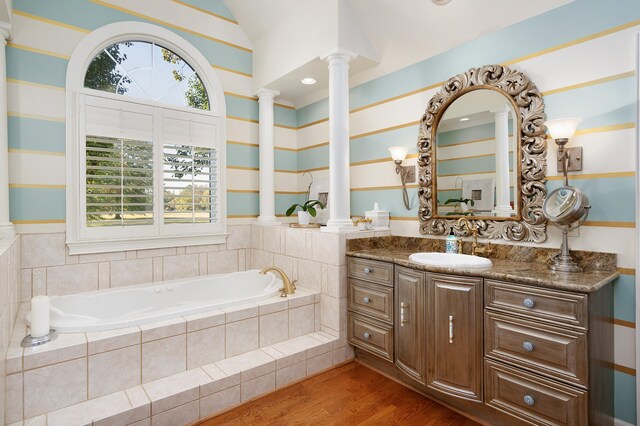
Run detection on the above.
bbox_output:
[363,296,371,304]
[522,341,534,352]
[363,267,372,274]
[523,298,535,309]
[523,395,535,406]
[363,332,370,340]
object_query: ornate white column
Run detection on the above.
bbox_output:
[322,49,357,231]
[492,104,513,217]
[255,88,280,225]
[0,30,14,239]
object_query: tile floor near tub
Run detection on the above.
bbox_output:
[5,288,352,425]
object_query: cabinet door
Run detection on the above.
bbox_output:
[427,273,483,401]
[394,266,426,384]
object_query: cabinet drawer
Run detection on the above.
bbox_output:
[485,311,587,387]
[348,279,393,323]
[485,280,587,330]
[485,360,587,426]
[348,257,393,286]
[348,312,393,362]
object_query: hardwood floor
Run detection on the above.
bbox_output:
[196,362,479,425]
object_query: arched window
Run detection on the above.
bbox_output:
[66,23,226,254]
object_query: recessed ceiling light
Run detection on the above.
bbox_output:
[459,117,470,122]
[301,77,317,85]
[432,0,452,5]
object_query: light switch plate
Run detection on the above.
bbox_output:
[403,165,416,183]
[557,147,582,172]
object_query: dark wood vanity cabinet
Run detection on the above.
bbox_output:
[427,273,483,402]
[347,255,614,426]
[394,266,426,384]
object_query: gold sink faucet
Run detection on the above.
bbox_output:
[259,267,296,297]
[456,218,493,257]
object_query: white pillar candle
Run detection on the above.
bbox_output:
[30,295,50,338]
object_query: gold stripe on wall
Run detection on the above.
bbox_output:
[227,116,258,124]
[350,121,419,141]
[350,81,443,115]
[226,214,258,219]
[351,184,419,192]
[613,318,636,329]
[275,103,296,110]
[298,142,329,152]
[275,146,298,152]
[7,42,71,60]
[574,122,635,136]
[9,183,65,189]
[7,78,65,91]
[227,189,258,193]
[502,19,640,67]
[618,267,636,275]
[227,166,258,171]
[8,112,65,123]
[583,221,635,228]
[90,0,252,53]
[296,166,329,173]
[542,71,635,96]
[211,64,252,78]
[547,171,635,181]
[275,124,297,130]
[227,140,258,147]
[276,191,307,195]
[224,92,256,101]
[170,0,239,24]
[12,219,66,224]
[298,118,329,130]
[613,363,636,376]
[390,216,418,221]
[8,149,65,157]
[275,169,302,174]
[13,10,91,33]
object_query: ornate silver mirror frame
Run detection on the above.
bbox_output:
[417,64,548,242]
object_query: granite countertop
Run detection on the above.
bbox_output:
[346,239,620,293]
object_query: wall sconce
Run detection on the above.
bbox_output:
[388,146,414,210]
[545,118,583,185]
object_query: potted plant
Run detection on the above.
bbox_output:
[444,197,475,216]
[286,200,326,225]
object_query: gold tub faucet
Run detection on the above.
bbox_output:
[259,267,297,297]
[456,218,493,257]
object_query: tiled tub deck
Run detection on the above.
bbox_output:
[5,289,353,425]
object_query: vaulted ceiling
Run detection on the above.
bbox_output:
[224,0,573,106]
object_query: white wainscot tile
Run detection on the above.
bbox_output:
[321,295,347,331]
[262,227,283,254]
[47,390,146,426]
[215,349,275,382]
[227,225,251,250]
[323,265,347,298]
[241,372,275,401]
[307,353,333,375]
[276,360,307,388]
[285,229,310,258]
[110,259,153,287]
[46,263,99,296]
[150,399,198,426]
[6,373,23,424]
[199,385,240,418]
[140,318,186,343]
[312,232,345,266]
[86,326,141,355]
[296,259,321,292]
[184,309,225,332]
[225,317,258,357]
[250,249,272,269]
[89,345,141,398]
[200,363,240,396]
[289,304,315,338]
[21,234,66,268]
[207,250,239,274]
[23,358,87,418]
[141,334,186,382]
[143,368,211,415]
[187,325,225,369]
[162,254,199,281]
[23,332,87,370]
[259,310,289,347]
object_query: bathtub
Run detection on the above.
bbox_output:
[27,270,281,332]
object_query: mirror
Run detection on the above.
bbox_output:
[543,186,590,226]
[435,89,519,219]
[417,65,548,243]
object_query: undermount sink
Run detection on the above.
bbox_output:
[408,252,492,269]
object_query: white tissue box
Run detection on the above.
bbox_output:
[365,209,389,230]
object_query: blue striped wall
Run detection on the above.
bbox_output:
[176,0,236,22]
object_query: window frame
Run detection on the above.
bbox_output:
[66,23,227,254]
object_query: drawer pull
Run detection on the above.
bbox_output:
[449,315,454,343]
[523,298,535,309]
[363,332,371,340]
[522,341,534,352]
[363,296,371,304]
[364,267,372,274]
[523,395,535,406]
[400,302,408,326]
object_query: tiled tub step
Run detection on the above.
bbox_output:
[10,332,352,426]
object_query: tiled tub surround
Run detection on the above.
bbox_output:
[0,237,21,426]
[5,288,349,424]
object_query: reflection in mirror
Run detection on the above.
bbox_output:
[435,89,518,219]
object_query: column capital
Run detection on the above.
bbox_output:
[0,22,11,41]
[320,47,358,63]
[254,88,280,100]
[490,103,512,116]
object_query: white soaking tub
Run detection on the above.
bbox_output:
[27,270,281,332]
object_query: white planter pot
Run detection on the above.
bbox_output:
[298,211,311,225]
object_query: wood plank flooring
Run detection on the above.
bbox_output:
[196,362,479,425]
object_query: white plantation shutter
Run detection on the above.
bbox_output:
[78,94,223,242]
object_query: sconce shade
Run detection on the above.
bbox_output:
[388,146,409,162]
[544,118,582,140]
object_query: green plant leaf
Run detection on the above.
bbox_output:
[286,204,301,216]
[444,198,460,205]
[304,199,325,210]
[307,206,317,217]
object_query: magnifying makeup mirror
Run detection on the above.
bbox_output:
[542,186,591,272]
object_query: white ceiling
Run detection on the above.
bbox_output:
[224,0,573,107]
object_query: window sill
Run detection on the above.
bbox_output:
[66,233,228,255]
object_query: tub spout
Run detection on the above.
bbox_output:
[259,267,296,297]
